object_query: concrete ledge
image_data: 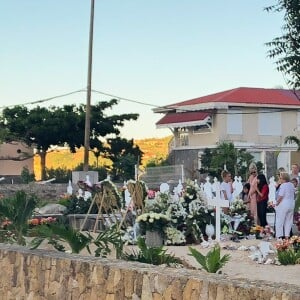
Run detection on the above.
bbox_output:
[0,244,299,299]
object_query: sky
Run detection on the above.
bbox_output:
[0,1,287,140]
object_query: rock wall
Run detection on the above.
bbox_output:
[0,244,299,300]
[0,183,70,201]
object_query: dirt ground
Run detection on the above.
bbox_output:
[36,236,300,287]
[162,239,300,287]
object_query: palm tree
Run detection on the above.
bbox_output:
[0,191,37,245]
[284,135,300,150]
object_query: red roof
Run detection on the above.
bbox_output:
[156,111,210,126]
[171,87,300,107]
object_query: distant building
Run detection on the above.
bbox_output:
[0,141,34,182]
[154,87,300,179]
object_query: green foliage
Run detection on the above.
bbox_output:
[145,157,170,168]
[0,100,139,180]
[45,167,72,183]
[93,224,124,258]
[64,196,98,215]
[20,166,35,183]
[265,1,300,89]
[200,141,264,180]
[106,137,143,181]
[188,245,230,273]
[0,191,37,245]
[285,135,300,151]
[122,237,182,266]
[30,223,92,254]
[277,249,300,265]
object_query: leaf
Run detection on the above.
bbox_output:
[189,245,230,273]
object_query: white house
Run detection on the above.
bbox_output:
[154,87,300,178]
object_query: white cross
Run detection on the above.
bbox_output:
[207,183,229,242]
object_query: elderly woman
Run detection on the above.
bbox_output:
[275,172,295,239]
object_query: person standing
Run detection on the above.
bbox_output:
[275,172,295,239]
[256,174,269,227]
[290,163,300,185]
[248,163,258,224]
[220,170,233,204]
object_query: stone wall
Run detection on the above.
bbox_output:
[0,244,299,300]
[0,183,70,201]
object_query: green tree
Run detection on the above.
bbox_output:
[200,142,258,180]
[105,137,143,181]
[265,0,300,89]
[0,100,139,180]
[0,105,78,180]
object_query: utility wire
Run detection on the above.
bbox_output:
[0,88,298,115]
[0,89,86,109]
[91,89,159,108]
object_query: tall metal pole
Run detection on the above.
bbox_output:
[83,0,95,172]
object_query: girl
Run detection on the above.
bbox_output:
[240,182,250,211]
[256,174,269,227]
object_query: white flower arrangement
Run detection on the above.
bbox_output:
[164,227,186,245]
[230,198,247,216]
[136,212,170,232]
[188,199,206,215]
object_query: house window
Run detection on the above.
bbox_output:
[258,109,281,135]
[178,128,189,146]
[227,108,242,135]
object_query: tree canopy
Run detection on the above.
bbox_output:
[0,100,139,180]
[265,0,300,90]
[199,141,263,180]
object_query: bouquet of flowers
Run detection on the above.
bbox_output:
[250,225,265,239]
[28,216,57,226]
[250,225,274,239]
[290,235,300,253]
[275,237,300,265]
[229,198,247,216]
[136,212,170,233]
[164,227,186,245]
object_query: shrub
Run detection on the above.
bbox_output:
[189,245,230,273]
[21,166,35,183]
[45,167,71,183]
[122,237,182,266]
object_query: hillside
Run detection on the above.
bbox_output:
[34,136,172,177]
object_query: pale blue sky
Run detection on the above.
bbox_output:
[0,1,286,139]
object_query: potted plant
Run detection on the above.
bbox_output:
[136,212,170,247]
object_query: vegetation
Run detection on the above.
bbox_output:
[277,248,300,265]
[200,141,263,180]
[0,191,37,245]
[33,136,171,180]
[265,0,300,90]
[30,223,93,254]
[188,245,230,273]
[20,166,35,183]
[122,237,182,266]
[0,100,139,180]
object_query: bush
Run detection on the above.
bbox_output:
[122,237,182,266]
[64,195,98,215]
[21,166,35,183]
[45,167,72,183]
[189,245,230,273]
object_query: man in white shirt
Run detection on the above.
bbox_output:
[220,170,233,205]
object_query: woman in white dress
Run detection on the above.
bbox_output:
[275,172,295,239]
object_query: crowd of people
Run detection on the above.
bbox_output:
[219,163,299,240]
